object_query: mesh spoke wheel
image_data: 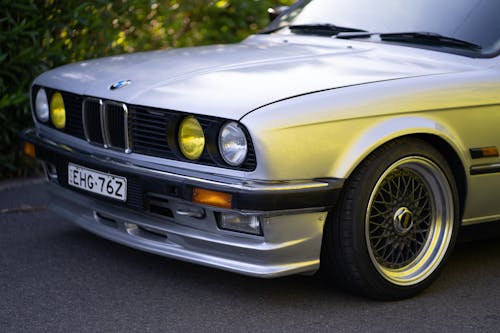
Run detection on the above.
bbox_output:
[365,156,454,286]
[322,139,459,299]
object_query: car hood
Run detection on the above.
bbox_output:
[35,34,480,120]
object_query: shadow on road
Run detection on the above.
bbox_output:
[57,219,500,302]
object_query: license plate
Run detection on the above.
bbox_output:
[67,163,127,201]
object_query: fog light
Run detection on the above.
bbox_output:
[218,212,262,235]
[178,116,205,160]
[50,91,66,129]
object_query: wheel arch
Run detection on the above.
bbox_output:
[332,126,468,218]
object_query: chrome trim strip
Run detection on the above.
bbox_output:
[36,134,337,193]
[462,213,500,225]
[84,98,130,153]
[123,103,131,153]
[241,180,331,191]
[102,100,129,152]
[176,209,205,219]
[82,97,102,144]
[100,99,110,148]
[98,153,334,192]
[81,98,88,142]
[133,160,333,191]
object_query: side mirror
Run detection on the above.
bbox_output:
[267,6,289,22]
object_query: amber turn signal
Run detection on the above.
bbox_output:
[470,146,499,159]
[481,147,499,157]
[192,188,232,209]
[23,142,36,158]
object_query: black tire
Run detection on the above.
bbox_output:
[321,138,460,300]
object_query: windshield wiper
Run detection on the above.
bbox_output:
[337,31,482,50]
[260,25,288,34]
[260,23,367,36]
[288,23,368,36]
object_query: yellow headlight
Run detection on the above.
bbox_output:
[50,92,66,129]
[178,116,205,160]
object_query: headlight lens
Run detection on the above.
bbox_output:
[50,92,66,129]
[178,116,205,160]
[219,122,247,166]
[35,88,49,122]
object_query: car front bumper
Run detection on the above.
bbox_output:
[21,128,343,277]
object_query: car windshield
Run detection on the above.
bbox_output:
[266,0,500,55]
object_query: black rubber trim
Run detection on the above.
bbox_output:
[470,164,500,176]
[20,129,342,211]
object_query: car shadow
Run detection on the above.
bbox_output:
[57,220,500,303]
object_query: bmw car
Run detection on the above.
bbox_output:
[21,0,500,299]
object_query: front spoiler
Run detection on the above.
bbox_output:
[48,182,328,277]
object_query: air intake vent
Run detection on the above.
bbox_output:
[146,193,174,219]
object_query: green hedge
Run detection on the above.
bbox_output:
[0,0,292,179]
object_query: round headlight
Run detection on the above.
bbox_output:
[178,116,205,160]
[219,122,248,166]
[35,88,49,122]
[50,92,66,129]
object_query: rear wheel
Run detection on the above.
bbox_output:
[321,138,460,300]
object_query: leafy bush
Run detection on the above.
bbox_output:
[0,0,292,179]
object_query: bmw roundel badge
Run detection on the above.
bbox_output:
[109,80,131,90]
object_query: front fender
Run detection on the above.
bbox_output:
[243,109,468,181]
[328,116,468,178]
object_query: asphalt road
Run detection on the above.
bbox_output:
[1,179,500,332]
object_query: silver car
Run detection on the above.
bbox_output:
[21,0,500,299]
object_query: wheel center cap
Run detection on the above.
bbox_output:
[393,207,413,234]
